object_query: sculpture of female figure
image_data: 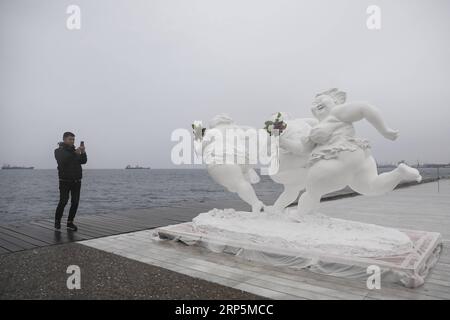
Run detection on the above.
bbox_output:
[194,114,265,213]
[294,88,422,220]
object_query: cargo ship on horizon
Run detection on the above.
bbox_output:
[125,164,151,170]
[2,164,34,170]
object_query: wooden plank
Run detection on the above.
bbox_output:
[82,213,175,230]
[429,272,450,282]
[30,221,90,241]
[429,268,450,279]
[233,283,307,300]
[417,284,450,299]
[75,218,152,236]
[101,213,174,227]
[77,216,149,233]
[77,214,153,230]
[37,218,110,237]
[57,223,108,238]
[426,278,450,287]
[0,226,49,246]
[0,224,63,245]
[0,237,25,252]
[433,264,450,273]
[242,278,349,300]
[0,246,10,254]
[72,220,131,234]
[0,231,36,250]
[120,207,201,222]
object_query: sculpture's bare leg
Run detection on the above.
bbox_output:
[207,164,264,213]
[296,191,322,217]
[349,157,422,195]
[273,184,304,212]
[295,149,367,217]
[242,167,260,184]
[295,158,351,217]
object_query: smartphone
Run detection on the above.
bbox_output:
[80,141,85,147]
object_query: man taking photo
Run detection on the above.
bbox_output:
[54,132,87,231]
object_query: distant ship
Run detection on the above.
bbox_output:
[125,164,151,169]
[2,164,34,170]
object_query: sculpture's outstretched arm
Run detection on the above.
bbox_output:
[332,102,399,140]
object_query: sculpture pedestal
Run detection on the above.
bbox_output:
[156,209,442,288]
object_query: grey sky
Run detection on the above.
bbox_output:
[1,0,449,168]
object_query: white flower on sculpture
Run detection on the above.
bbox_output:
[192,120,206,140]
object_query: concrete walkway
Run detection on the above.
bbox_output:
[0,242,263,299]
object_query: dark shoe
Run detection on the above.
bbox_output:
[54,220,61,231]
[67,221,78,231]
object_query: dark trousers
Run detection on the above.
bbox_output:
[55,180,81,222]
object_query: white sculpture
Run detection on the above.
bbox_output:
[193,114,264,213]
[287,88,422,220]
[160,90,440,288]
[193,90,422,219]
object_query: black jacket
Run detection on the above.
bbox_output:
[54,143,87,180]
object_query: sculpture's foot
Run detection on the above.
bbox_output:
[398,163,422,183]
[251,201,265,213]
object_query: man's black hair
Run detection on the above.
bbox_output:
[63,132,75,139]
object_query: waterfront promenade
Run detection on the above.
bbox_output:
[1,179,449,299]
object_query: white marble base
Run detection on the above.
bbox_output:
[156,218,442,288]
[192,209,416,258]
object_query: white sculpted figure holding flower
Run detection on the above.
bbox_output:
[192,114,264,213]
[289,89,422,220]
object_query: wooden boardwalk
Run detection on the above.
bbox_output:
[0,198,257,255]
[0,207,204,255]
